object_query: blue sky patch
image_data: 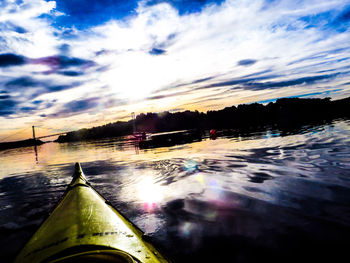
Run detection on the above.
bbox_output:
[50,0,226,29]
[0,0,349,136]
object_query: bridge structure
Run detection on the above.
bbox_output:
[0,126,70,144]
[32,126,68,140]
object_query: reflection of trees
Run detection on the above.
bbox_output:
[57,97,350,142]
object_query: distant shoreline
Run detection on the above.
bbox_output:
[0,139,44,151]
[1,96,349,150]
[56,96,350,143]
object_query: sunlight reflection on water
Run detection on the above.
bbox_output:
[0,120,350,262]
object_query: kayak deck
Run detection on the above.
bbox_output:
[15,163,169,263]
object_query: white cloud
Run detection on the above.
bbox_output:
[65,0,349,101]
[0,0,58,56]
[0,0,349,137]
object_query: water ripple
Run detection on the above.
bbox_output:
[1,120,350,262]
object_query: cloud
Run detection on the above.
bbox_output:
[3,76,83,105]
[20,106,37,112]
[238,59,257,66]
[58,43,70,55]
[29,55,96,73]
[0,95,10,100]
[46,83,82,92]
[5,76,40,88]
[0,22,27,34]
[49,97,100,118]
[197,74,277,90]
[0,98,17,116]
[240,73,342,91]
[0,51,96,75]
[147,89,193,100]
[149,48,166,55]
[0,0,58,57]
[57,70,84,77]
[0,53,26,67]
[0,0,350,135]
[65,98,99,112]
[188,70,346,95]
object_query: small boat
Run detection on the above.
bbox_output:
[15,163,169,263]
[132,132,147,141]
[138,130,202,149]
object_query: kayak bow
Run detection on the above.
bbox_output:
[15,163,169,263]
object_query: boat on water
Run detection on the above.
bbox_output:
[15,163,169,263]
[132,132,147,141]
[138,130,202,149]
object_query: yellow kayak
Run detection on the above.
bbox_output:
[15,163,169,263]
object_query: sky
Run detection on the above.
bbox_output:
[0,0,350,140]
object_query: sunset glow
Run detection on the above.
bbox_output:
[0,0,349,140]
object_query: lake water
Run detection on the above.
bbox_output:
[1,120,350,262]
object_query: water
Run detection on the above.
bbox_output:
[1,120,350,262]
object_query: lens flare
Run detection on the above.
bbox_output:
[136,177,163,211]
[184,160,197,172]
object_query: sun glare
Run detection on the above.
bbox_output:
[136,177,164,211]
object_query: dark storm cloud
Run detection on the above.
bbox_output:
[238,59,257,66]
[0,53,26,67]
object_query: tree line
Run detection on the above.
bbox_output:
[56,96,350,142]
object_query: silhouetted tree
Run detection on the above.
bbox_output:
[56,96,350,143]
